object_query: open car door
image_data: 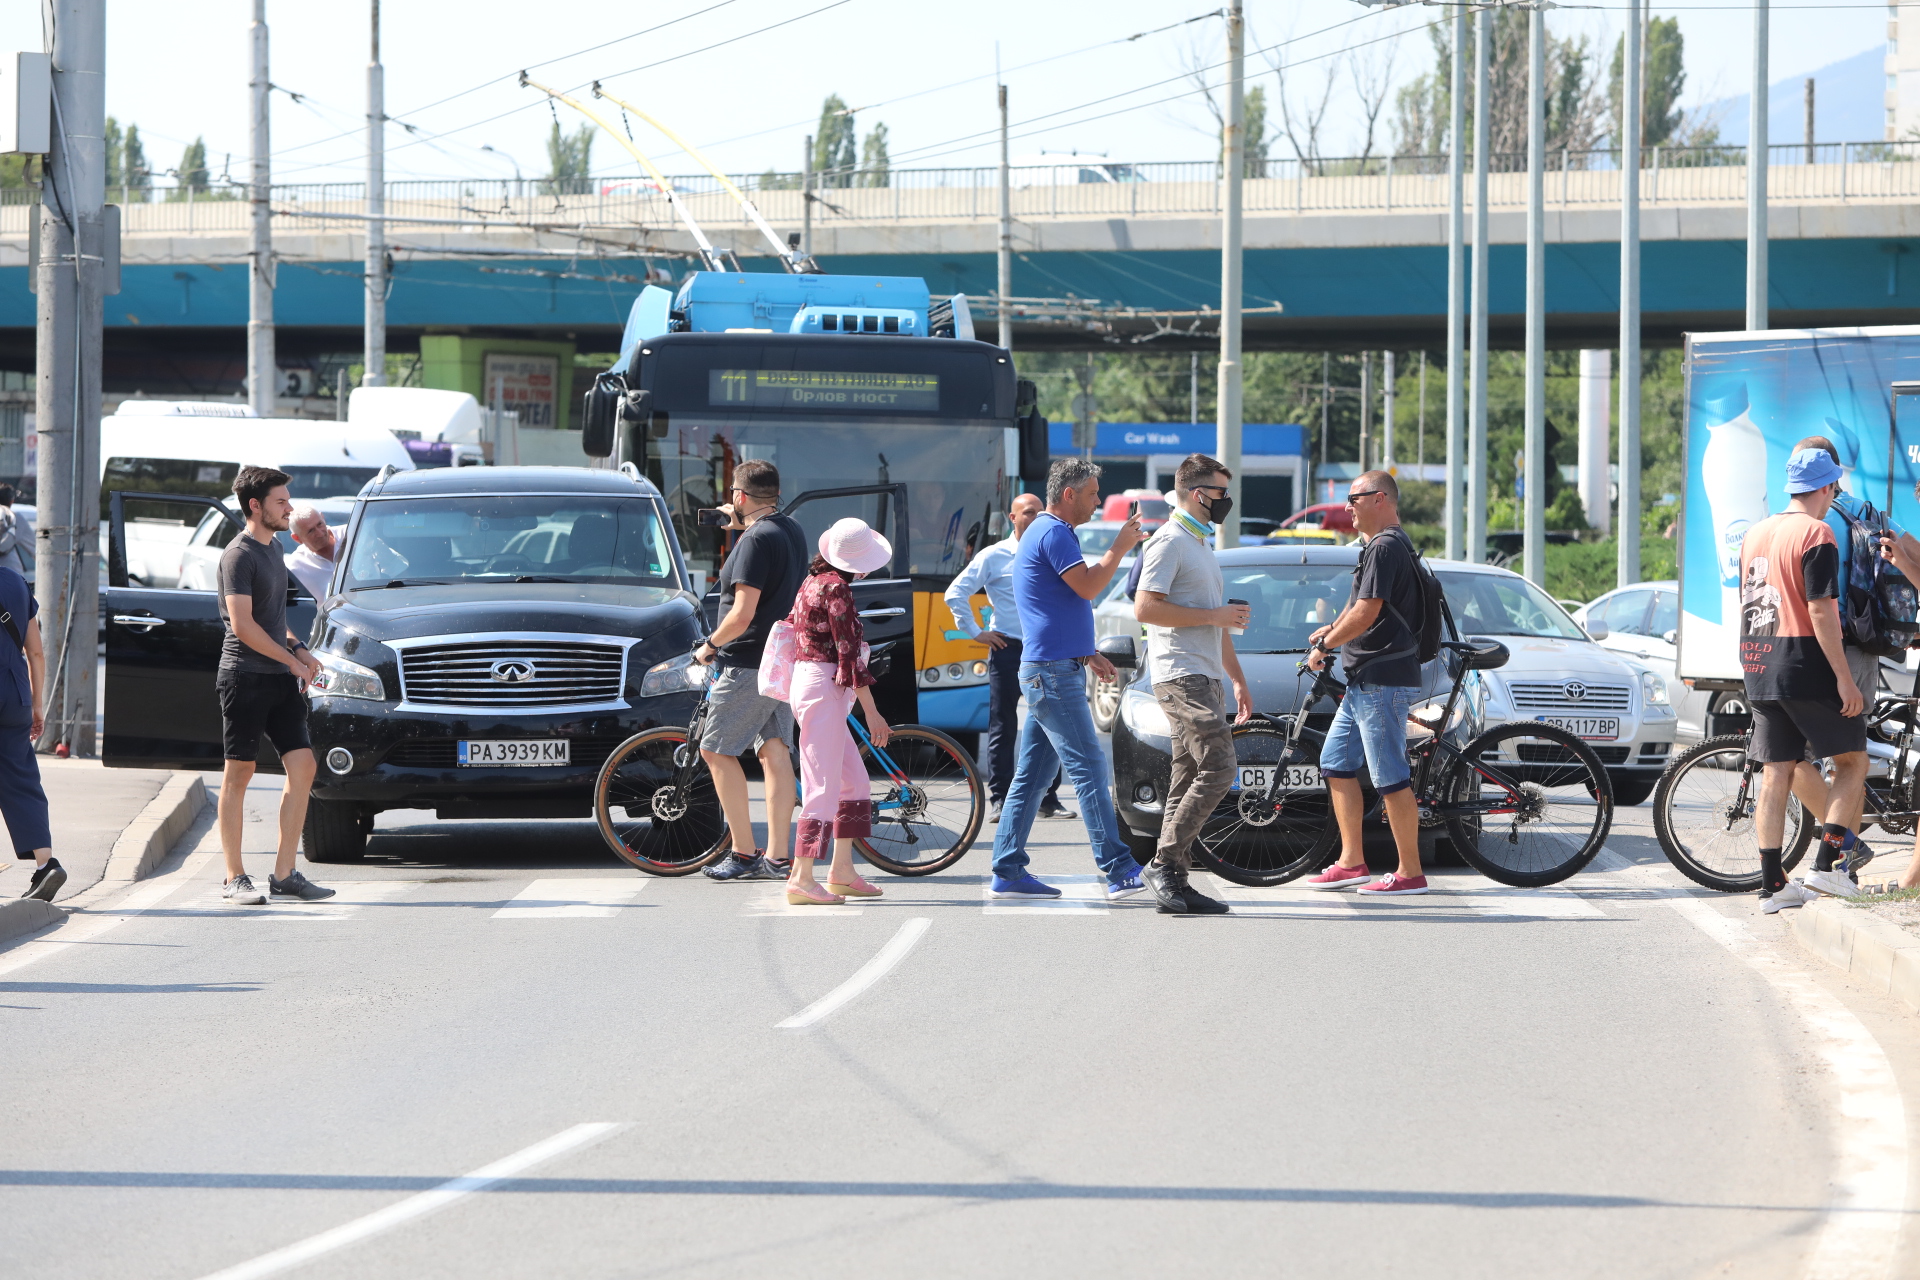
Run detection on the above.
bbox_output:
[103,491,318,771]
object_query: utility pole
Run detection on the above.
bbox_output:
[1189,351,1199,424]
[35,0,105,756]
[1804,77,1816,164]
[1523,4,1547,587]
[1445,2,1467,561]
[801,134,813,259]
[1358,352,1373,473]
[247,0,275,417]
[997,84,1013,351]
[364,0,386,388]
[1468,4,1491,565]
[1417,351,1428,473]
[1216,0,1244,548]
[1382,350,1396,469]
[1619,0,1643,588]
[1748,0,1769,331]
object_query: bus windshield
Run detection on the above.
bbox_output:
[651,415,1008,582]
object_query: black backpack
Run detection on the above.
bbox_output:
[1834,499,1920,658]
[1376,526,1452,667]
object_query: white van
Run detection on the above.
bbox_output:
[1009,152,1143,188]
[101,402,413,587]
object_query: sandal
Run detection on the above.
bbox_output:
[826,877,883,899]
[785,881,846,906]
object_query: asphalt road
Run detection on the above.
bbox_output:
[4,777,1918,1279]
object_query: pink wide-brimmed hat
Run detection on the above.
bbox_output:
[818,517,893,574]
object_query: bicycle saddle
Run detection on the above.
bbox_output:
[1448,638,1510,670]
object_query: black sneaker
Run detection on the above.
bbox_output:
[989,801,1004,824]
[1843,839,1875,882]
[223,874,266,906]
[1143,862,1229,915]
[269,870,336,901]
[1037,797,1075,820]
[22,858,66,903]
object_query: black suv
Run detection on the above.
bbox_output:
[103,465,708,861]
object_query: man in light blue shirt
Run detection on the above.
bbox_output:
[945,491,1061,820]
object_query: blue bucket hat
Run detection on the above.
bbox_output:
[1785,446,1843,495]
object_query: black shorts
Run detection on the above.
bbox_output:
[1749,698,1866,764]
[216,670,311,761]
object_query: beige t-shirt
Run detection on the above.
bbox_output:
[1137,518,1224,685]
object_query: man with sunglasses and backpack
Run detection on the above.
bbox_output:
[1302,471,1433,896]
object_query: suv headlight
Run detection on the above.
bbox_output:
[1120,685,1172,739]
[1640,670,1669,705]
[641,652,712,697]
[313,652,385,701]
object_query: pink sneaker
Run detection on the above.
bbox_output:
[1358,873,1429,896]
[1304,863,1374,891]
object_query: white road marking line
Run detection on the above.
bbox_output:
[187,881,415,921]
[743,885,865,917]
[1449,887,1606,918]
[0,842,220,978]
[1592,852,1910,1279]
[777,917,931,1029]
[192,1122,626,1280]
[981,873,1110,915]
[1208,884,1359,916]
[489,879,646,919]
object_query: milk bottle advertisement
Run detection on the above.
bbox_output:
[1680,325,1920,680]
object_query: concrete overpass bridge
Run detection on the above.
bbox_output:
[2,144,1917,397]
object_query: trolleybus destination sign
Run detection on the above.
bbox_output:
[709,369,941,410]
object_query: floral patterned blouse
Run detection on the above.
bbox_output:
[791,568,872,689]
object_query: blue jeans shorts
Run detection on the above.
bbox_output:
[1319,679,1419,795]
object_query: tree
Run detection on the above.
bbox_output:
[1609,16,1718,150]
[1242,86,1270,178]
[544,122,594,195]
[170,137,209,200]
[813,95,857,188]
[858,122,890,187]
[104,117,150,200]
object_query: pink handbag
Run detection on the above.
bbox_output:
[757,619,797,701]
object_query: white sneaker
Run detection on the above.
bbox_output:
[1801,869,1862,900]
[1762,881,1816,914]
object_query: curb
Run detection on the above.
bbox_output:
[103,774,207,883]
[1787,896,1920,1017]
[0,772,207,948]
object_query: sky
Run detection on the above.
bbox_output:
[0,1,1893,190]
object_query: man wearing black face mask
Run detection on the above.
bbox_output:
[1132,453,1253,914]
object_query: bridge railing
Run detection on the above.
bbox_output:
[2,140,1916,238]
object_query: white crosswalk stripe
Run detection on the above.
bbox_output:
[490,878,647,919]
[743,885,866,917]
[981,874,1117,915]
[192,881,414,921]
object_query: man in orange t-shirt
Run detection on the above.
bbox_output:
[1740,447,1868,911]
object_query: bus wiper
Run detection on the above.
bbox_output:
[510,575,578,583]
[349,579,450,591]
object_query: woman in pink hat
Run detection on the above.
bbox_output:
[784,517,894,904]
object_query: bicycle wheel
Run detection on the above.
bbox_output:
[593,727,728,875]
[1191,723,1339,886]
[1652,734,1815,892]
[855,726,986,876]
[1442,723,1613,887]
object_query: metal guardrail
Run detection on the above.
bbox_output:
[3,141,1917,237]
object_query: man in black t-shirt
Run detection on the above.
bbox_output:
[1303,470,1431,896]
[691,459,810,881]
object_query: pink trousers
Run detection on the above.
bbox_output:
[789,661,873,860]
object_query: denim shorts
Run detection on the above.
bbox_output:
[1319,679,1419,795]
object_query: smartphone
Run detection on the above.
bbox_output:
[696,508,728,527]
[1127,500,1141,521]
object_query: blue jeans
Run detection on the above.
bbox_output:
[990,659,1136,881]
[1319,679,1419,795]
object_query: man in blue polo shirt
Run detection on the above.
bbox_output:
[989,458,1145,899]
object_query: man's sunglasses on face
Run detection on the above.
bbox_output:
[1346,489,1384,505]
[1191,484,1229,498]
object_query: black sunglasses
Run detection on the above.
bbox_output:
[1346,489,1384,502]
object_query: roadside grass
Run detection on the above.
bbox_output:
[1847,885,1920,907]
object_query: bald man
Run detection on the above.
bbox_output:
[286,506,338,599]
[945,492,1063,821]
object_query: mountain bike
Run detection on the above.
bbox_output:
[1193,641,1615,888]
[591,662,986,876]
[1651,694,1920,892]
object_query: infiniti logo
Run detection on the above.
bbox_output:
[1563,681,1587,702]
[490,660,536,684]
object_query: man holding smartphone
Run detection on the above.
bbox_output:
[693,460,810,881]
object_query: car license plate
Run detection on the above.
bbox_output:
[1236,764,1322,791]
[457,739,571,766]
[1534,716,1619,741]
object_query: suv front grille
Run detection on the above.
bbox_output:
[1508,681,1632,712]
[1518,743,1632,765]
[398,639,628,708]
